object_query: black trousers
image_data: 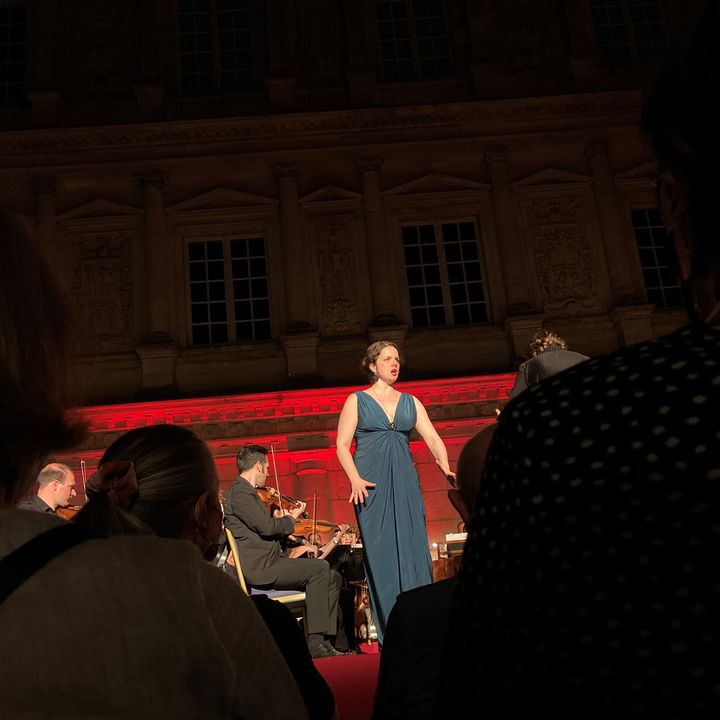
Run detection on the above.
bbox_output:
[333,586,358,652]
[262,557,341,636]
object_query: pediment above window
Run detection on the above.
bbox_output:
[300,185,361,205]
[384,173,489,196]
[512,168,591,188]
[167,188,278,215]
[58,199,143,221]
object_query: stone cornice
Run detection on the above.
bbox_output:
[70,373,514,451]
[0,91,643,170]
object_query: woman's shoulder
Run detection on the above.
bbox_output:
[82,535,249,606]
[0,512,225,605]
[80,534,206,576]
[406,394,424,416]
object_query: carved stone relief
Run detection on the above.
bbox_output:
[313,216,362,336]
[296,0,344,84]
[497,0,562,71]
[62,1,138,100]
[71,233,134,354]
[526,196,602,317]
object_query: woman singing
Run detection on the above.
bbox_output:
[336,340,455,643]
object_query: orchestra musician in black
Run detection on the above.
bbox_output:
[223,444,346,659]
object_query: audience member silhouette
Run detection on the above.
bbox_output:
[76,424,334,720]
[0,215,308,719]
[373,424,496,720]
[507,329,589,401]
[443,4,720,716]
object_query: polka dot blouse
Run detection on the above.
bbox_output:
[444,323,720,718]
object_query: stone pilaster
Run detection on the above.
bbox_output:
[264,0,297,112]
[133,84,166,119]
[138,173,173,344]
[137,173,176,392]
[26,0,61,127]
[610,304,655,348]
[342,0,375,106]
[503,313,545,363]
[264,77,298,113]
[135,344,178,393]
[367,324,409,360]
[28,92,61,128]
[274,162,314,332]
[280,331,320,378]
[356,157,401,325]
[133,1,166,119]
[485,147,533,313]
[586,140,641,306]
[564,2,602,90]
[32,179,63,285]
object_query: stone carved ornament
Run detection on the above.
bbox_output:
[296,0,344,83]
[68,0,137,99]
[0,95,643,166]
[71,233,134,354]
[317,218,361,336]
[528,198,601,317]
[497,0,561,71]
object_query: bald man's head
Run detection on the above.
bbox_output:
[450,424,497,527]
[36,462,77,511]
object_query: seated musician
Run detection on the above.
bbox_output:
[282,524,359,654]
[286,525,351,561]
[318,525,360,654]
[281,530,325,560]
[224,445,346,659]
[17,463,76,514]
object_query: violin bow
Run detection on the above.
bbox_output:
[270,443,283,514]
[80,459,88,503]
[312,490,317,551]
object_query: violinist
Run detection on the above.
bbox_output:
[223,445,346,659]
[17,463,77,514]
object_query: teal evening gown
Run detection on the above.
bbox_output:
[353,391,433,643]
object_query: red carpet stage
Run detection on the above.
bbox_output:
[314,647,381,720]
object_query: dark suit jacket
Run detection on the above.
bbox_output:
[373,577,457,720]
[223,479,296,585]
[16,495,54,513]
[508,349,589,400]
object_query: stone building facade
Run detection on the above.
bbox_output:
[1,0,697,539]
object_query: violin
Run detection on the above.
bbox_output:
[257,445,356,545]
[56,505,82,521]
[291,517,342,538]
[255,486,356,543]
[56,459,88,522]
[256,486,308,519]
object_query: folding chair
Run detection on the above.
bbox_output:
[223,527,307,629]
